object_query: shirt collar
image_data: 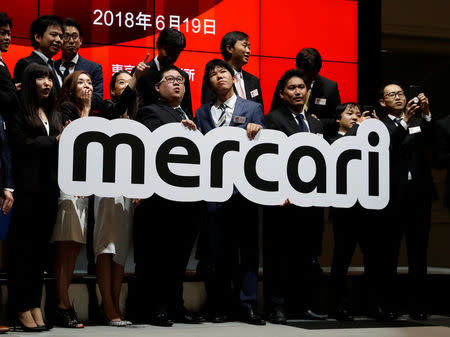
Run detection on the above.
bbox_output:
[388,113,405,120]
[33,50,51,64]
[338,131,346,136]
[215,93,237,110]
[62,53,79,64]
[154,56,161,71]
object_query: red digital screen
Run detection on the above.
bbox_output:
[2,0,357,113]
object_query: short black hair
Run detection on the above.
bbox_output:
[29,15,63,49]
[155,65,182,84]
[0,12,12,28]
[378,80,406,100]
[63,18,83,37]
[203,59,235,87]
[220,31,249,61]
[334,102,359,119]
[278,68,309,93]
[295,48,322,73]
[156,28,186,53]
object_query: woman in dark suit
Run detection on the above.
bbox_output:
[7,63,63,332]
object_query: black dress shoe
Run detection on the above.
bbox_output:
[239,307,266,326]
[268,308,287,325]
[150,311,174,327]
[301,309,328,320]
[173,306,201,324]
[367,306,396,322]
[330,308,354,322]
[210,312,228,323]
[409,311,427,321]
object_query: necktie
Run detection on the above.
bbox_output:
[62,61,75,79]
[304,88,312,112]
[234,72,246,99]
[394,117,403,125]
[47,59,59,86]
[216,104,227,127]
[295,114,309,132]
[174,107,188,120]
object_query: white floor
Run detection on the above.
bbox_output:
[6,319,449,337]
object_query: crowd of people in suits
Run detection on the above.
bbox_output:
[0,10,447,334]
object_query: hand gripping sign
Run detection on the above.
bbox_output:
[58,117,390,209]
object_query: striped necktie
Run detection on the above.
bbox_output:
[216,104,227,127]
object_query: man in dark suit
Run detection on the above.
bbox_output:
[0,12,19,124]
[264,68,326,323]
[134,65,200,327]
[136,28,192,116]
[375,81,434,321]
[270,48,340,140]
[201,31,263,108]
[196,59,265,325]
[13,15,63,90]
[55,18,103,110]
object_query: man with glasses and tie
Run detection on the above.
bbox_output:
[196,59,265,325]
[55,18,103,110]
[201,31,263,108]
[134,65,201,327]
[371,81,434,321]
[13,15,63,91]
[263,69,325,324]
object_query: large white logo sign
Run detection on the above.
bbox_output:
[58,117,390,209]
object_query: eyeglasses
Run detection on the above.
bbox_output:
[0,30,11,37]
[159,76,185,84]
[62,33,80,41]
[384,91,405,99]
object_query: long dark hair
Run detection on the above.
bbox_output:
[21,63,61,131]
[57,70,92,117]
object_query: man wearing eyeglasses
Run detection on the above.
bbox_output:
[371,81,434,321]
[55,18,103,110]
[134,66,201,327]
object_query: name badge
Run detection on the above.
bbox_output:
[409,126,421,134]
[315,98,327,106]
[250,89,259,98]
[233,116,246,124]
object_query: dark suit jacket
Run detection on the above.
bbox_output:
[270,74,339,139]
[136,100,196,132]
[55,55,104,110]
[0,114,13,189]
[13,51,61,90]
[136,59,192,116]
[264,104,323,136]
[196,95,264,135]
[381,115,434,202]
[0,62,19,121]
[201,69,263,108]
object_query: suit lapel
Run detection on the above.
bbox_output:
[162,102,182,122]
[230,96,244,126]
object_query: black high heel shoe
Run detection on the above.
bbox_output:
[12,320,46,332]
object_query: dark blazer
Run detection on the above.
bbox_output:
[381,115,435,201]
[0,62,19,121]
[136,100,196,132]
[13,51,61,90]
[0,114,13,189]
[55,55,104,110]
[6,109,59,198]
[264,104,323,136]
[196,95,264,135]
[136,59,192,116]
[201,69,263,108]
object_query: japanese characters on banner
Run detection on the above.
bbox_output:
[3,0,357,113]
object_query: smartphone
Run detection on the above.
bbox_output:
[408,85,423,100]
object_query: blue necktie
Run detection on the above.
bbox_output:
[394,117,403,125]
[174,107,188,120]
[216,104,227,127]
[295,114,309,132]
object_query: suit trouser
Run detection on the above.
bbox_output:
[374,185,431,311]
[7,192,58,313]
[203,194,259,311]
[134,196,201,315]
[329,206,372,310]
[263,204,324,314]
